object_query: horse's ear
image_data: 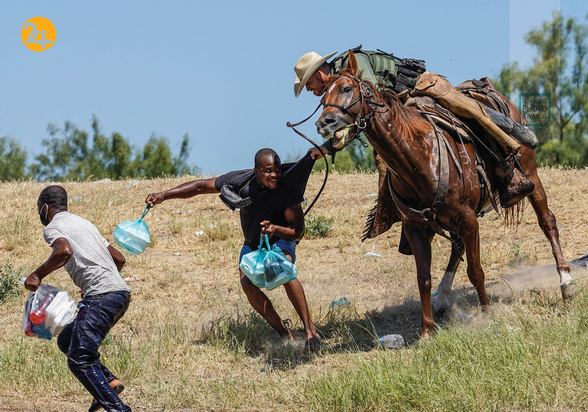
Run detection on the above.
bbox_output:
[347,50,358,75]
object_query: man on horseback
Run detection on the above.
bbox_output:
[294,47,539,218]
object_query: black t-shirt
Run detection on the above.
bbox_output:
[214,153,315,248]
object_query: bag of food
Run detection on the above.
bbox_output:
[239,235,297,290]
[239,235,270,289]
[114,205,151,255]
[263,243,297,291]
[22,284,76,340]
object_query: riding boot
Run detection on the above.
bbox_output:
[495,159,535,208]
[485,107,539,149]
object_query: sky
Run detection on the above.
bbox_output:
[1,0,587,177]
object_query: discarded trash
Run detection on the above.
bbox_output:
[376,334,405,349]
[457,310,474,323]
[72,196,84,201]
[364,252,381,258]
[124,276,139,282]
[172,210,192,215]
[93,178,112,183]
[127,180,140,185]
[173,252,180,256]
[329,297,352,308]
[194,230,204,236]
[431,288,439,297]
[366,193,377,197]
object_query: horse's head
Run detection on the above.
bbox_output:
[315,51,376,151]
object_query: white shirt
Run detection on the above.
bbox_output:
[43,211,130,296]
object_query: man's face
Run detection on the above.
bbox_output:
[306,70,327,96]
[37,199,50,226]
[254,155,282,190]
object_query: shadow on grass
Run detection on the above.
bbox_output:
[195,276,579,371]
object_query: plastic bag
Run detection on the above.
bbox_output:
[114,205,151,255]
[263,244,297,291]
[239,235,297,290]
[239,235,270,289]
[22,284,76,340]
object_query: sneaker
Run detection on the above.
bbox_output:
[88,383,125,412]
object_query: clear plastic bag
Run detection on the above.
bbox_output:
[22,284,76,340]
[239,235,297,290]
[114,205,151,255]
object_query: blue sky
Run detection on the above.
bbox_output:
[1,0,587,176]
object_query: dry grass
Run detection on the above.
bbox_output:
[0,168,587,411]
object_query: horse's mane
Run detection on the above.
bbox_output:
[326,71,433,141]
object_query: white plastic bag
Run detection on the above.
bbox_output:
[22,284,76,340]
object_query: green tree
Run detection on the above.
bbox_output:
[30,117,198,181]
[312,137,376,173]
[494,11,588,166]
[0,136,28,181]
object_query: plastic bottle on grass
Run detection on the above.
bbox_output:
[377,334,405,349]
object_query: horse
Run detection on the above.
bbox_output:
[315,51,575,339]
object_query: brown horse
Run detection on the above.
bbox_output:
[315,51,575,339]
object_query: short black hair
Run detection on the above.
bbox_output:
[254,148,279,168]
[39,185,68,209]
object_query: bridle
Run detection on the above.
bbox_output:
[320,74,387,149]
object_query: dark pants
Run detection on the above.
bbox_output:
[57,291,131,412]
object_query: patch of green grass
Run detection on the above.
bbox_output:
[0,263,23,303]
[305,291,588,412]
[305,215,334,239]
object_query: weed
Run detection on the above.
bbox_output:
[305,215,334,239]
[0,262,22,303]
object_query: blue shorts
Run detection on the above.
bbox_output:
[239,239,296,263]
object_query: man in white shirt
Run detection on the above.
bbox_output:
[25,185,132,412]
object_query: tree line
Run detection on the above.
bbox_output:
[0,115,199,182]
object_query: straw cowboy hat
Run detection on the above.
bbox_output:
[293,50,338,97]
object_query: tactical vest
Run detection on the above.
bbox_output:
[330,45,426,94]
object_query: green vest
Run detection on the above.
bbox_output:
[330,45,426,93]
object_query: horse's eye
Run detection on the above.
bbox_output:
[342,87,352,94]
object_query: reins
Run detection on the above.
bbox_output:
[286,104,330,216]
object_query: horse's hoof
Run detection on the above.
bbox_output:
[561,281,579,300]
[433,305,449,319]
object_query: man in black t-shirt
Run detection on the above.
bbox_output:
[146,148,321,347]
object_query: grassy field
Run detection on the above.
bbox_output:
[1,168,588,411]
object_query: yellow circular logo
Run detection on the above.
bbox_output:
[21,17,56,52]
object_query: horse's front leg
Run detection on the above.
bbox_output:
[458,209,489,307]
[404,222,436,339]
[433,235,465,316]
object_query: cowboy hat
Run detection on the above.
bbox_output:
[293,50,338,97]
